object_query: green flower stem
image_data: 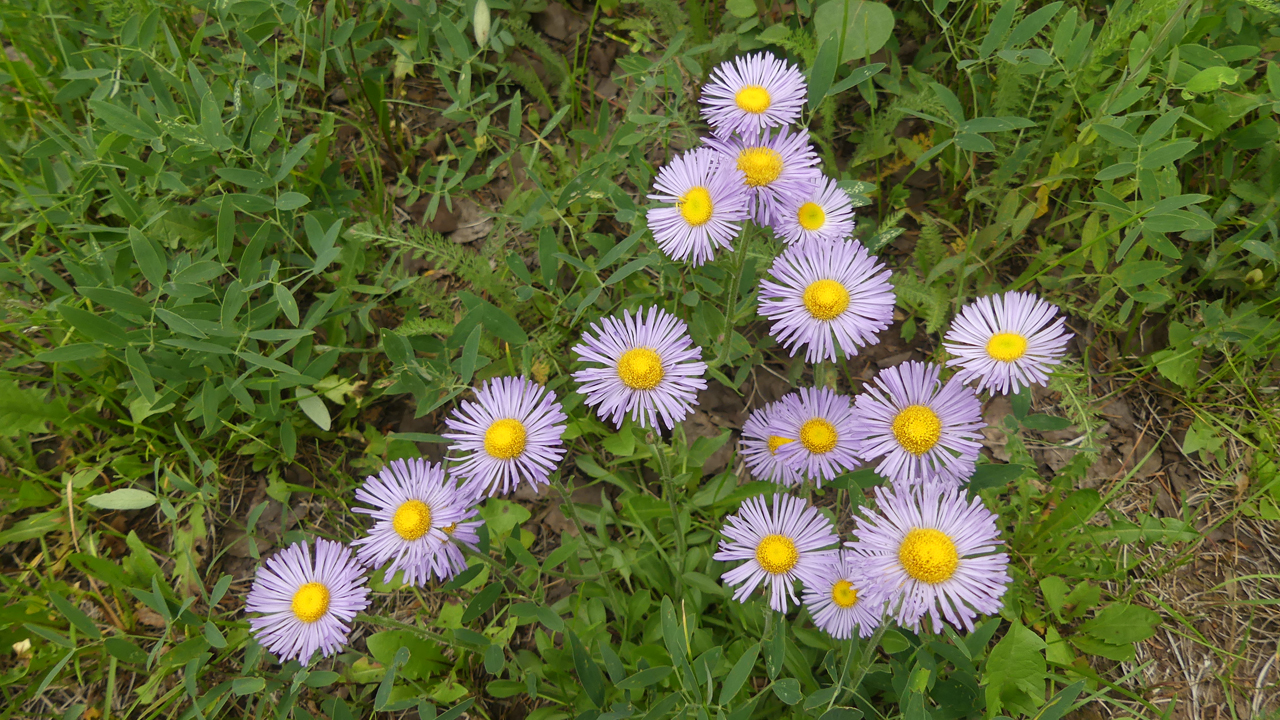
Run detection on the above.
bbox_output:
[551,475,630,633]
[715,228,754,369]
[648,438,688,564]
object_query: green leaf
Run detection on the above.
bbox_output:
[1094,162,1136,181]
[508,602,564,632]
[129,227,167,288]
[232,677,266,695]
[968,463,1027,492]
[719,643,759,703]
[462,583,503,624]
[53,305,126,352]
[1185,66,1239,93]
[809,37,839,111]
[1006,1,1062,46]
[296,391,331,431]
[1092,124,1139,149]
[983,620,1046,717]
[1143,210,1214,232]
[125,347,157,405]
[274,283,300,326]
[661,596,688,662]
[104,637,147,664]
[726,0,755,18]
[89,100,157,140]
[0,378,70,435]
[375,646,411,710]
[86,488,157,511]
[1139,140,1198,169]
[978,0,1018,59]
[1079,603,1161,645]
[772,679,803,705]
[616,666,673,690]
[478,498,531,538]
[458,325,482,384]
[48,591,102,640]
[813,0,895,63]
[568,630,606,707]
[1112,260,1172,288]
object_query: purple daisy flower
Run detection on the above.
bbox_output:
[443,376,568,497]
[801,550,886,639]
[759,237,895,364]
[850,482,1011,633]
[855,361,985,486]
[772,387,861,486]
[647,148,750,266]
[771,175,856,245]
[740,400,804,486]
[351,459,473,587]
[245,539,371,663]
[714,493,838,612]
[703,126,822,225]
[943,291,1073,395]
[699,51,807,138]
[572,306,708,430]
[768,384,860,484]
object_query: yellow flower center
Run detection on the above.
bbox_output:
[442,523,457,535]
[986,332,1029,362]
[291,582,330,624]
[831,579,858,608]
[678,186,713,226]
[767,435,793,455]
[799,418,838,454]
[736,147,784,187]
[755,534,799,574]
[734,85,772,114]
[392,499,432,541]
[484,418,527,460]
[891,405,942,456]
[797,202,826,231]
[802,279,850,321]
[898,528,960,584]
[617,347,665,390]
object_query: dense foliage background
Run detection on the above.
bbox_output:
[1,0,1279,718]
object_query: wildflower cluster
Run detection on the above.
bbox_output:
[243,51,1073,663]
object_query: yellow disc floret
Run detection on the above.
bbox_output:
[617,348,665,390]
[898,528,960,584]
[678,186,714,226]
[736,147,784,187]
[755,534,800,574]
[891,405,942,456]
[831,579,858,608]
[799,418,838,454]
[802,279,850,321]
[484,418,528,460]
[734,85,772,114]
[392,499,432,541]
[442,523,457,535]
[985,332,1029,362]
[767,435,794,455]
[291,582,331,623]
[797,202,827,231]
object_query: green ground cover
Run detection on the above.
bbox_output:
[2,0,1279,718]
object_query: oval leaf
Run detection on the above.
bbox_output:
[814,0,895,62]
[86,488,157,511]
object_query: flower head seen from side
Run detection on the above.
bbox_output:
[572,306,708,430]
[772,387,861,486]
[802,550,886,639]
[771,175,856,245]
[442,376,568,497]
[699,52,807,138]
[758,238,895,364]
[351,459,471,587]
[850,482,1010,633]
[647,148,751,266]
[714,493,838,612]
[855,361,985,486]
[740,400,803,486]
[942,291,1073,395]
[704,127,821,225]
[245,539,371,663]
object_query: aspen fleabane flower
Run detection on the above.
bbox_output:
[714,494,839,612]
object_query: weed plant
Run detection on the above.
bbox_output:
[1,0,1279,718]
